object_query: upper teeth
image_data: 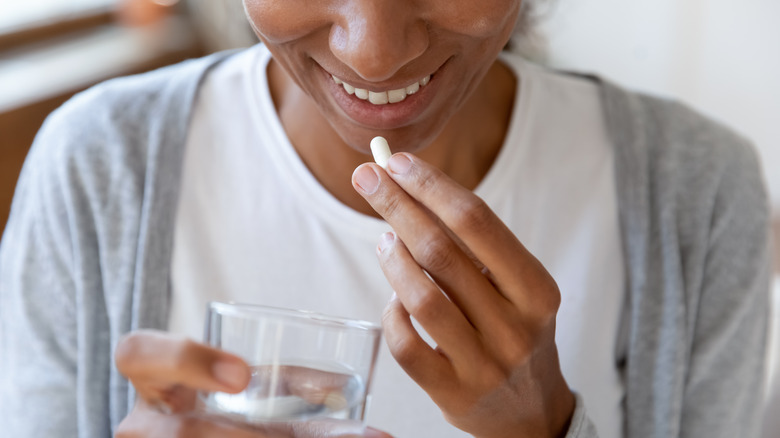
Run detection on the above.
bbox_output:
[332,74,431,105]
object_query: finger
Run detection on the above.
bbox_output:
[280,366,353,408]
[287,420,394,438]
[213,417,392,438]
[384,153,559,311]
[352,163,508,330]
[381,291,456,397]
[146,384,198,414]
[376,231,481,364]
[117,391,393,438]
[116,405,261,438]
[415,201,491,276]
[115,330,251,399]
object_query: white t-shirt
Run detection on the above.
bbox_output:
[170,44,626,438]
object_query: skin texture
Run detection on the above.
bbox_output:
[352,155,575,438]
[254,0,518,217]
[115,1,576,437]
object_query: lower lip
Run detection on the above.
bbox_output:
[321,65,443,130]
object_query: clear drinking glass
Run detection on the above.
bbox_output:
[200,302,382,430]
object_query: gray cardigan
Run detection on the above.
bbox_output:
[0,49,772,438]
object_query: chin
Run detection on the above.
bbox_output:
[330,116,449,158]
[342,129,435,157]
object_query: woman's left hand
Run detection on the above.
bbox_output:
[352,153,575,438]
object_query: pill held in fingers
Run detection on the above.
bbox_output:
[370,136,392,169]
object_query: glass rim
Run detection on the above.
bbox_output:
[207,301,382,333]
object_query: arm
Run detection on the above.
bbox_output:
[0,115,81,436]
[0,108,392,438]
[680,141,771,437]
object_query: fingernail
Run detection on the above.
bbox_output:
[354,165,380,194]
[388,292,398,303]
[387,154,412,175]
[213,360,248,389]
[378,231,395,253]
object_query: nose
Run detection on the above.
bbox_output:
[330,2,428,83]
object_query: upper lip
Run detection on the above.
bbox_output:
[318,60,445,91]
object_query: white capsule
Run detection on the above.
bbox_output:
[370,136,392,169]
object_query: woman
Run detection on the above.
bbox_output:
[0,1,771,437]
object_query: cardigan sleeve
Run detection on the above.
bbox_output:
[679,135,771,437]
[0,108,83,437]
[1,51,236,438]
[0,82,135,437]
[601,80,771,437]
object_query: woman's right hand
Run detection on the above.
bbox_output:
[114,330,391,438]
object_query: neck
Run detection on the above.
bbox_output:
[267,58,517,218]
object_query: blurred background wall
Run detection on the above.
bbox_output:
[537,0,780,211]
[532,3,780,436]
[0,0,257,234]
[0,0,778,434]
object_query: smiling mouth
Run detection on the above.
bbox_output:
[330,74,432,105]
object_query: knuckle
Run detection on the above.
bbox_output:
[388,335,422,369]
[450,196,492,233]
[381,308,422,369]
[416,233,458,273]
[405,286,445,322]
[115,333,144,375]
[532,271,562,322]
[381,301,404,333]
[381,299,399,324]
[377,190,405,222]
[545,280,562,314]
[415,168,439,194]
[540,291,561,321]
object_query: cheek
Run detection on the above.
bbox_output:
[428,0,521,38]
[243,0,330,43]
[246,0,521,42]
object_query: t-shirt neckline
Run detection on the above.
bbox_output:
[244,45,533,238]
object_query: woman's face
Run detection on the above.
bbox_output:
[243,0,522,153]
